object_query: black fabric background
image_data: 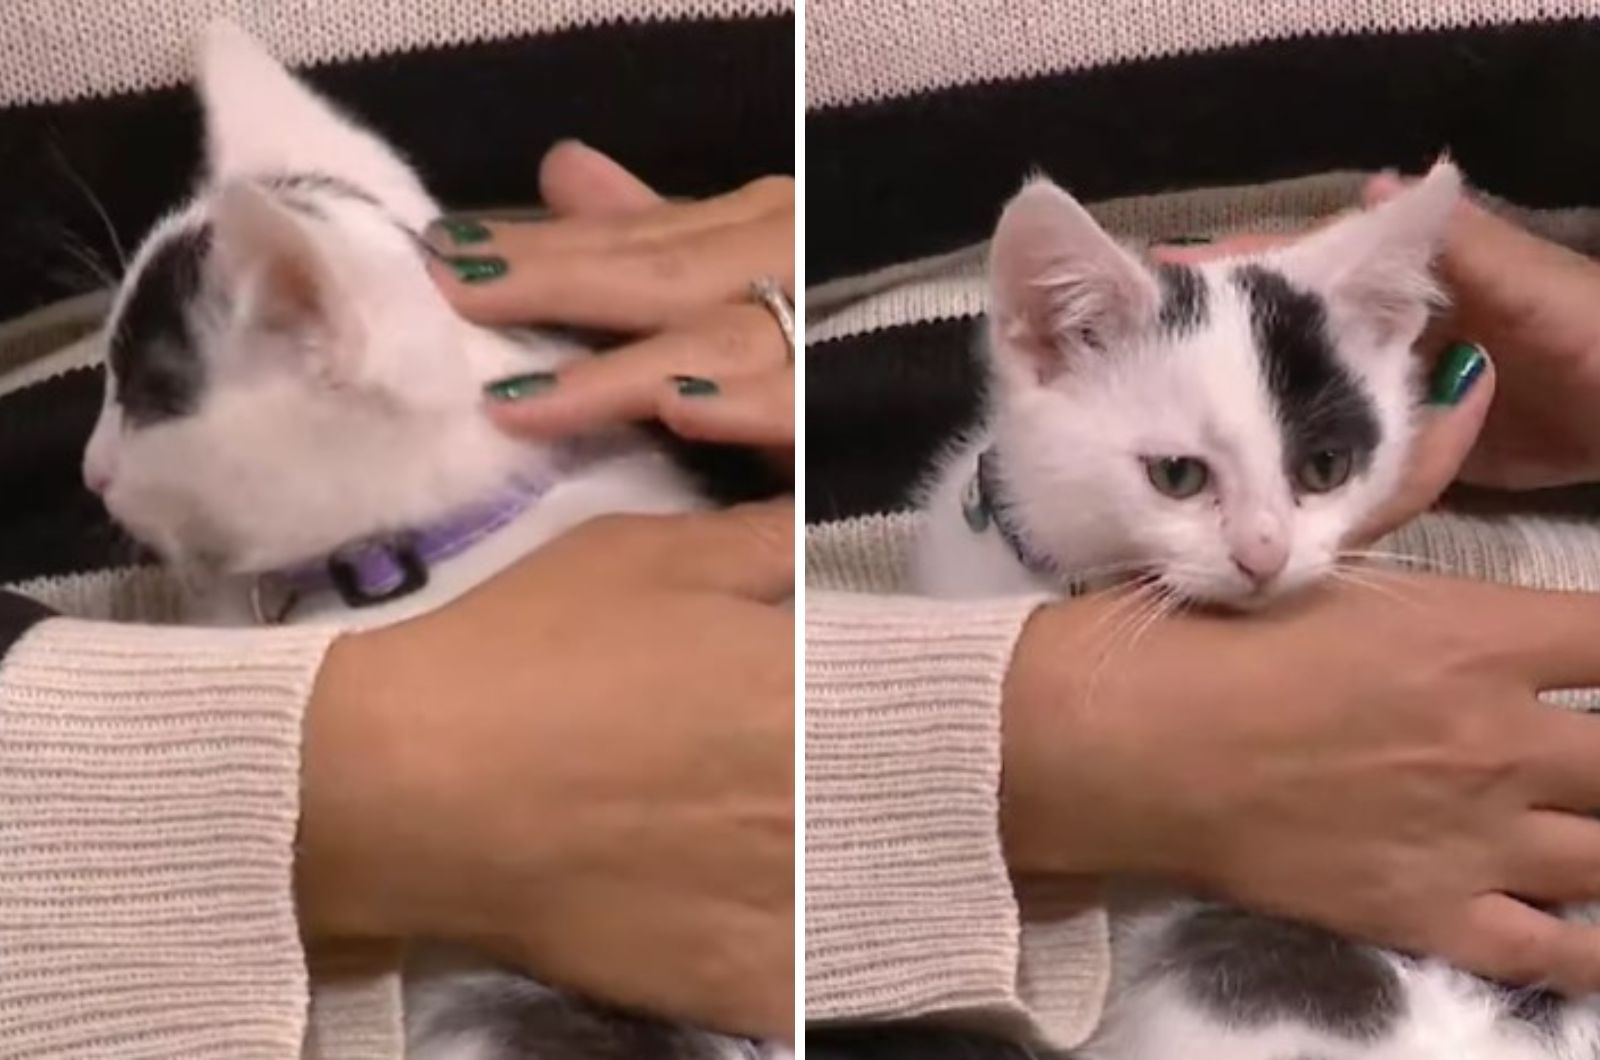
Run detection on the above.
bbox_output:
[808,19,1600,283]
[0,15,795,323]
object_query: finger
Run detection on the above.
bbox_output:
[1362,170,1405,206]
[426,175,791,259]
[1445,892,1600,994]
[485,306,784,438]
[1494,588,1600,692]
[539,140,662,217]
[434,212,792,330]
[1503,811,1600,904]
[1524,708,1600,813]
[657,369,795,449]
[664,498,795,601]
[1349,344,1494,544]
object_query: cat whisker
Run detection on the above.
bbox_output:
[1329,564,1426,612]
[1083,578,1179,708]
[1336,548,1445,573]
[1078,576,1161,655]
[49,140,127,271]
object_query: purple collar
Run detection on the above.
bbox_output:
[253,477,549,621]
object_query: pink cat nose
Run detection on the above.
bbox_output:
[1231,536,1289,587]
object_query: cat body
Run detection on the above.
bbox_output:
[911,166,1600,1059]
[83,23,783,1060]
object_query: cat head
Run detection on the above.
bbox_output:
[83,24,531,574]
[984,162,1460,608]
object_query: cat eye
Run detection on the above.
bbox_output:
[1297,449,1354,493]
[1144,456,1210,499]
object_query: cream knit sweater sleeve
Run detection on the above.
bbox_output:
[0,616,340,1059]
[805,590,1111,1052]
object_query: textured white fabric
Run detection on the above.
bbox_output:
[0,618,337,1059]
[0,0,791,106]
[806,590,1111,1051]
[806,0,1600,110]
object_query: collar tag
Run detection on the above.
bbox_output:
[962,470,991,533]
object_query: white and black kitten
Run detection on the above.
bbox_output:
[82,23,786,1060]
[907,165,1600,1058]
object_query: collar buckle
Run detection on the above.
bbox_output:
[327,539,430,609]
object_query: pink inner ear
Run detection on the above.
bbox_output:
[254,249,335,336]
[989,180,1160,385]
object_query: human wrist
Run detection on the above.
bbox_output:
[999,595,1194,881]
[296,624,415,942]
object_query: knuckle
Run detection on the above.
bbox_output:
[742,174,795,208]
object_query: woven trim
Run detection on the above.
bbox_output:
[805,173,1600,345]
[805,0,1600,110]
[1,0,792,106]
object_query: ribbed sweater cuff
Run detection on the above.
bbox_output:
[805,592,1110,1051]
[0,617,337,1058]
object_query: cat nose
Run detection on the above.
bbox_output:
[1231,536,1289,587]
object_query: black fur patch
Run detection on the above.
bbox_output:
[1489,980,1565,1036]
[108,225,212,426]
[1156,263,1207,333]
[1232,265,1380,479]
[1163,907,1403,1041]
[421,985,725,1059]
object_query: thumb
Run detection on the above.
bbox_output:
[1351,343,1494,545]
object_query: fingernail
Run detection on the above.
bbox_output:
[1157,234,1212,246]
[448,256,508,283]
[1428,342,1488,405]
[672,375,719,397]
[484,372,557,401]
[436,218,492,245]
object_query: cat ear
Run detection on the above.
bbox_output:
[196,22,436,226]
[1274,160,1461,348]
[987,177,1160,385]
[210,181,363,378]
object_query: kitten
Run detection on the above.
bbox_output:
[909,165,1600,1058]
[82,23,787,1060]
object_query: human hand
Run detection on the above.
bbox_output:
[1003,575,1600,993]
[1362,173,1600,488]
[429,142,794,460]
[296,500,795,1038]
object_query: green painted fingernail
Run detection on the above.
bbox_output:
[438,218,492,245]
[673,375,719,397]
[448,255,508,283]
[1428,342,1488,406]
[484,372,557,401]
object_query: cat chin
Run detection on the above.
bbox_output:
[1147,573,1318,614]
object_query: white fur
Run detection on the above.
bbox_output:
[915,165,1458,609]
[84,24,782,1060]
